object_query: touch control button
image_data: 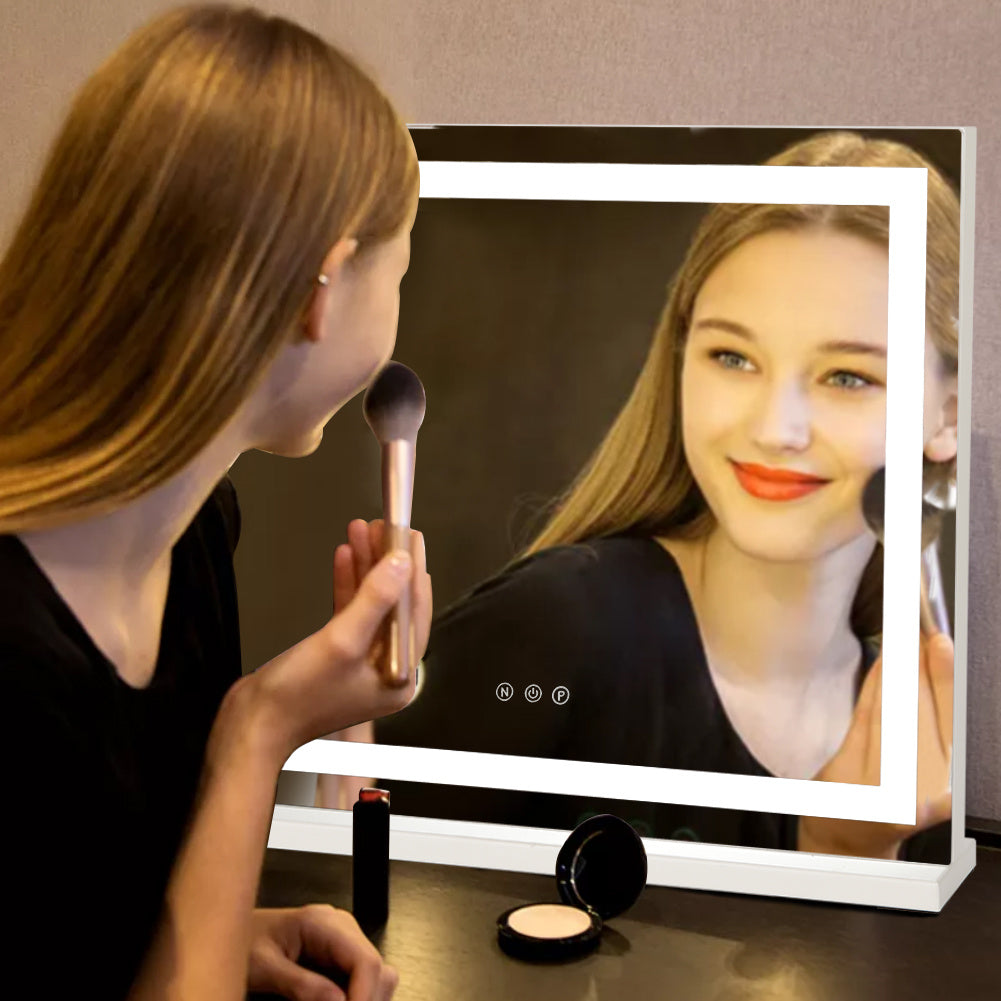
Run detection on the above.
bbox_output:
[552,686,570,705]
[525,684,543,703]
[496,682,514,702]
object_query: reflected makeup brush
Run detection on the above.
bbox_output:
[362,362,427,687]
[861,466,952,637]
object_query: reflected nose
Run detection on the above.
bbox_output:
[751,379,812,452]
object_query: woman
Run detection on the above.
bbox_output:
[0,6,430,1000]
[375,131,957,863]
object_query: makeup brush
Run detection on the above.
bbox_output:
[919,464,957,639]
[861,466,951,637]
[362,361,427,687]
[922,470,958,513]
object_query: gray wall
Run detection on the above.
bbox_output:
[0,0,997,821]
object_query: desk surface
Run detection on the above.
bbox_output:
[256,845,1001,1001]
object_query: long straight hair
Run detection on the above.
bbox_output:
[0,4,419,531]
[525,132,960,640]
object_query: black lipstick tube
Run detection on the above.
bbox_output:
[352,787,390,934]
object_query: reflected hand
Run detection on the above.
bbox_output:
[248,906,398,1001]
[797,632,953,860]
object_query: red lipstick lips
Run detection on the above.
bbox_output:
[730,461,830,501]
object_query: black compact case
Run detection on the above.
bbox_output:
[496,814,648,961]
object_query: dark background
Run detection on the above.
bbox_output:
[231,126,961,675]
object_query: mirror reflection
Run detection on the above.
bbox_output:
[238,127,961,864]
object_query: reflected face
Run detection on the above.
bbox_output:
[681,228,892,563]
[253,212,414,457]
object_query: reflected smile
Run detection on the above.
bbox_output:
[729,461,831,502]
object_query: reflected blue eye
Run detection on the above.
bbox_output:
[826,370,874,391]
[710,349,752,372]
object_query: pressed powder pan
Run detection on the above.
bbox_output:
[497,814,648,961]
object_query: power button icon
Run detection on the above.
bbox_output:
[496,682,514,702]
[525,684,543,703]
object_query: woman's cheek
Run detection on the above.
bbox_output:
[821,404,887,471]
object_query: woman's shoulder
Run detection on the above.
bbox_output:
[461,533,673,595]
[0,544,89,713]
[433,534,690,641]
[0,475,241,686]
[194,476,241,557]
[0,534,72,670]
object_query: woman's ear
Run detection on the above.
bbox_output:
[302,236,359,344]
[924,377,959,464]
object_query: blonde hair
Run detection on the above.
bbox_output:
[0,4,418,530]
[526,131,960,639]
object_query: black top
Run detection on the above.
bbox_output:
[0,479,242,998]
[376,536,949,861]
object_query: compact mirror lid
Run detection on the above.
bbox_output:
[555,814,647,920]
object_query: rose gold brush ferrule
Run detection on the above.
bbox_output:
[381,439,416,687]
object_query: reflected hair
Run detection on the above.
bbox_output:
[0,3,418,530]
[525,131,960,640]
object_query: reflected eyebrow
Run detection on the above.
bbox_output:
[821,339,887,359]
[692,318,755,340]
[692,318,887,359]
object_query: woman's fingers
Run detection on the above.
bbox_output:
[348,519,375,585]
[920,789,953,829]
[259,944,347,1001]
[412,530,433,658]
[358,522,429,660]
[300,905,395,1001]
[916,634,940,753]
[377,965,400,1001]
[927,632,955,759]
[328,551,413,662]
[858,655,883,782]
[334,520,387,615]
[333,544,357,615]
[369,519,386,562]
[798,631,954,858]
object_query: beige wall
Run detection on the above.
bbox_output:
[1,0,997,820]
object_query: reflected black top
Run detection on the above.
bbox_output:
[376,535,948,862]
[0,479,242,998]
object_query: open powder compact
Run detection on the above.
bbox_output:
[496,814,648,961]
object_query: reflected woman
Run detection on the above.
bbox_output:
[375,131,958,862]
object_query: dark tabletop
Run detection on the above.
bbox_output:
[255,845,1001,1001]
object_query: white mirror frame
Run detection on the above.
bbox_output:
[269,130,977,911]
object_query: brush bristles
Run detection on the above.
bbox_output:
[363,361,427,442]
[861,466,886,539]
[862,466,944,548]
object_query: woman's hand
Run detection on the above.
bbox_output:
[315,520,420,807]
[798,631,953,860]
[331,519,432,665]
[248,906,398,1001]
[241,519,432,763]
